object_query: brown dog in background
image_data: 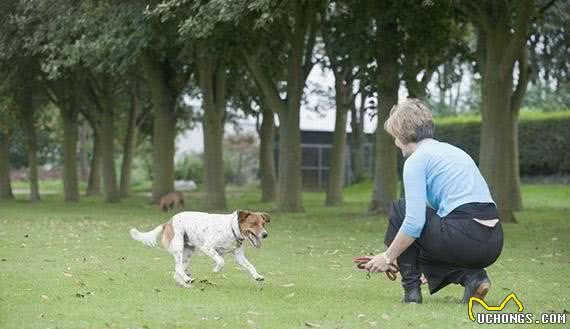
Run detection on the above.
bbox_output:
[160,191,184,212]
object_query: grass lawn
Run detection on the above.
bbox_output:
[1,183,569,329]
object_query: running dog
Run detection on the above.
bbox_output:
[130,210,270,287]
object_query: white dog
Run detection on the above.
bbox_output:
[130,210,270,287]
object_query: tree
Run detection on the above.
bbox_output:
[368,1,401,213]
[242,0,323,211]
[257,103,277,202]
[14,61,43,202]
[399,1,468,101]
[526,1,570,110]
[456,0,548,222]
[228,69,277,202]
[195,40,229,209]
[322,0,374,206]
[47,76,81,202]
[350,84,371,184]
[119,76,149,198]
[0,99,15,200]
[78,73,121,202]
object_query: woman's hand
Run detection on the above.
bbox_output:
[364,253,398,273]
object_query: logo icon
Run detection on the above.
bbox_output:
[468,292,524,321]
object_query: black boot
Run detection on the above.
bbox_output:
[400,264,422,304]
[461,269,490,304]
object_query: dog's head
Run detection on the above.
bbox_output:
[237,210,271,248]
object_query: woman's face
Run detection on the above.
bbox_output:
[394,138,416,158]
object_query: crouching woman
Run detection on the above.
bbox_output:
[365,98,503,304]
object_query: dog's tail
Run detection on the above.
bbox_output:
[130,224,163,247]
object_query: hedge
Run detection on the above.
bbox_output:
[435,111,570,176]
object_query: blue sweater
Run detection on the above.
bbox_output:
[400,139,495,238]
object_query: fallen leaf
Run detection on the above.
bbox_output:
[63,272,73,277]
[381,313,390,320]
[284,292,295,298]
[281,283,295,287]
[41,295,49,300]
[305,322,322,328]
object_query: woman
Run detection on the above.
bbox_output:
[364,98,503,304]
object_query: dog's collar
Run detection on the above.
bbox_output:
[231,217,245,247]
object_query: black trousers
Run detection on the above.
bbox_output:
[385,199,504,294]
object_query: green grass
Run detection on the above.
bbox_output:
[1,183,569,328]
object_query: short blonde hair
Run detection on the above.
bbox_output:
[384,98,434,144]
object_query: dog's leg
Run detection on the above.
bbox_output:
[170,233,192,287]
[199,247,225,273]
[233,247,264,281]
[182,246,194,278]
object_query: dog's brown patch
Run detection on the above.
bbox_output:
[161,222,174,248]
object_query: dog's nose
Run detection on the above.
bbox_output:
[262,232,268,239]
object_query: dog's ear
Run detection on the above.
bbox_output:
[237,210,250,223]
[259,212,271,224]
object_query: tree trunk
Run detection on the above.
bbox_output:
[0,132,14,200]
[78,120,90,181]
[326,71,350,206]
[479,39,520,223]
[23,112,40,202]
[259,107,277,202]
[198,53,227,210]
[480,74,520,223]
[276,107,303,212]
[142,56,176,203]
[241,0,315,212]
[202,110,226,209]
[477,1,531,223]
[350,92,366,183]
[60,106,79,202]
[86,130,102,196]
[369,13,399,214]
[100,100,120,202]
[119,87,138,198]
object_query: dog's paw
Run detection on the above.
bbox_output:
[174,273,193,288]
[175,280,192,288]
[254,275,265,281]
